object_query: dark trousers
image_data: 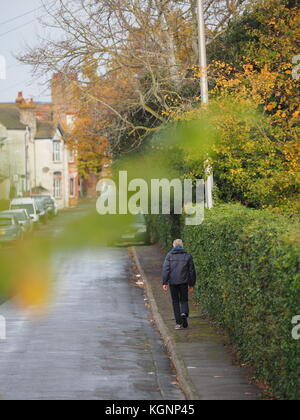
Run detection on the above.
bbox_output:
[170,284,189,325]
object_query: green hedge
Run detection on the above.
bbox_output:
[147,203,300,399]
[146,213,181,251]
[183,204,300,400]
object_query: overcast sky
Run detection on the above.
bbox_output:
[0,0,58,103]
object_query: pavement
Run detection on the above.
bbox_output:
[0,210,184,400]
[133,244,260,401]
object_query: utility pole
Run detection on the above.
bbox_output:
[197,0,209,104]
[34,133,37,190]
[197,0,213,209]
[24,126,30,195]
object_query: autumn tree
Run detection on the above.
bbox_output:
[64,60,136,176]
[170,0,300,213]
[19,0,250,152]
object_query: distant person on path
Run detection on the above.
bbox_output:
[162,239,196,330]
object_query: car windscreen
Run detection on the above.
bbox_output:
[0,217,13,226]
[36,196,53,204]
[33,199,45,210]
[42,198,53,206]
[13,212,27,221]
[11,204,34,215]
[44,199,54,205]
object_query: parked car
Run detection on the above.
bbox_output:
[30,196,48,224]
[1,209,33,235]
[0,214,23,246]
[31,195,58,218]
[10,198,40,226]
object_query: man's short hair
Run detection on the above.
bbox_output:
[173,239,183,248]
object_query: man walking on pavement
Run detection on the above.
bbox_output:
[162,239,196,330]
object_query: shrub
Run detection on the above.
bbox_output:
[146,213,181,251]
[183,204,300,400]
[147,203,300,398]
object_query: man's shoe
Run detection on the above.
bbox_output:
[181,313,189,329]
[175,324,182,330]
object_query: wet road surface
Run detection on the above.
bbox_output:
[0,240,183,399]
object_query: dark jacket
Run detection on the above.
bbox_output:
[163,246,196,287]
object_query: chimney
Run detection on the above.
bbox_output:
[16,93,37,137]
[15,91,25,105]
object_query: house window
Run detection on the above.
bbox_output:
[68,149,75,163]
[66,114,75,128]
[53,141,61,162]
[53,172,62,198]
[70,177,76,197]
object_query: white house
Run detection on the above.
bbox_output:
[0,104,74,209]
[0,106,28,199]
[33,120,71,209]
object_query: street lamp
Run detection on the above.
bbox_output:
[197,0,213,209]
